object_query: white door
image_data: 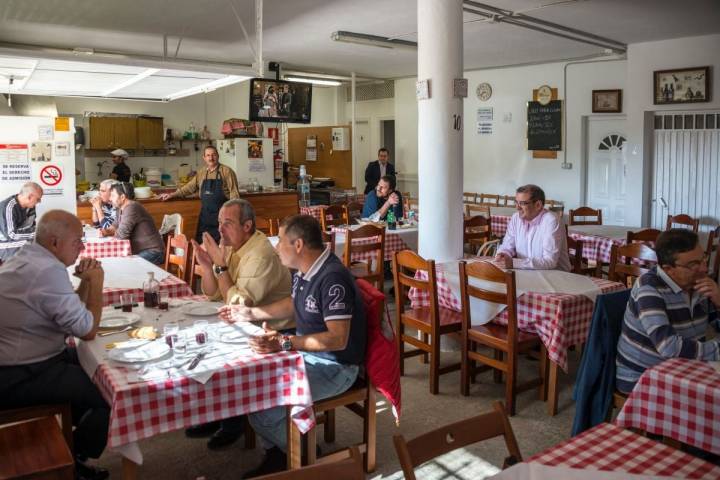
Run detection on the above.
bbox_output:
[586,116,628,225]
[354,120,371,191]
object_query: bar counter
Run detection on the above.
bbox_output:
[76,190,299,239]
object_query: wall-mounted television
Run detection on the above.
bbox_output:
[248,78,312,124]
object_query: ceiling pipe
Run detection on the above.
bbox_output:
[256,0,263,77]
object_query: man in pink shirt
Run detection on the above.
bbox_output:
[494,184,570,271]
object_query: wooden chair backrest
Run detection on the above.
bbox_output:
[666,214,700,232]
[343,225,385,291]
[392,249,441,331]
[343,202,364,225]
[256,217,277,237]
[626,228,661,244]
[502,195,516,207]
[163,233,191,282]
[0,403,74,455]
[254,447,364,480]
[569,207,602,226]
[479,193,500,206]
[477,239,500,257]
[465,203,490,218]
[546,199,562,209]
[459,260,518,340]
[463,192,477,203]
[608,243,657,287]
[321,205,347,231]
[464,215,492,251]
[708,226,720,282]
[392,401,521,480]
[322,230,336,255]
[189,248,205,294]
[566,234,584,274]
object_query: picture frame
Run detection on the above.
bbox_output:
[592,89,622,113]
[654,66,710,104]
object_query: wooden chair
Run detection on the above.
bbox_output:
[392,250,462,394]
[459,261,547,416]
[464,215,492,254]
[477,239,501,257]
[256,216,278,236]
[626,228,661,245]
[548,205,565,219]
[256,448,364,480]
[0,404,74,480]
[189,248,205,294]
[566,227,599,276]
[404,197,419,215]
[343,202,363,225]
[502,195,516,207]
[666,214,700,232]
[463,192,477,204]
[343,225,385,293]
[163,233,191,282]
[546,199,563,209]
[159,212,184,252]
[479,193,500,206]
[321,230,336,255]
[608,243,658,288]
[320,205,346,231]
[465,203,490,218]
[393,401,521,480]
[568,207,602,226]
[706,226,720,282]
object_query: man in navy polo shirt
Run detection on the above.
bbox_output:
[219,214,366,478]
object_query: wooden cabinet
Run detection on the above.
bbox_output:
[137,117,165,149]
[89,116,164,150]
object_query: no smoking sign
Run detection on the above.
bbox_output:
[40,164,63,186]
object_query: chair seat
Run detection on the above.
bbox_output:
[468,322,541,346]
[0,417,74,479]
[402,306,463,330]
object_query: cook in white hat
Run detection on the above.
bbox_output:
[109,149,131,182]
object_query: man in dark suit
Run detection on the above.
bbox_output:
[364,147,395,194]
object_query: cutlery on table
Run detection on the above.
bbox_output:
[187,352,208,370]
[99,326,133,336]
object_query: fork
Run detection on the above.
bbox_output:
[99,326,133,337]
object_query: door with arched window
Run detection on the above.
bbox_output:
[586,116,627,225]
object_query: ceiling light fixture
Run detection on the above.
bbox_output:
[284,76,342,87]
[331,31,417,50]
[101,68,160,97]
[164,75,250,101]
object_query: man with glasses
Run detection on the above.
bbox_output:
[90,179,117,229]
[494,184,570,271]
[361,174,403,222]
[0,182,43,262]
[616,229,720,393]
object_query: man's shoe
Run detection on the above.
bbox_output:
[241,447,287,478]
[207,428,243,450]
[185,420,222,438]
[75,460,109,480]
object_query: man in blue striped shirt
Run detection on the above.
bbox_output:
[616,229,720,393]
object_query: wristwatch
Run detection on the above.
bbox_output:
[280,335,293,352]
[213,263,229,276]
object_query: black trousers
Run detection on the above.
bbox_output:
[0,348,110,459]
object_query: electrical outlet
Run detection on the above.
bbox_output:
[561,162,573,170]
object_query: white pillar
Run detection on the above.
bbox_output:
[417,0,464,263]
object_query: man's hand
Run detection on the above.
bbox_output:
[493,252,513,269]
[90,196,102,208]
[74,258,104,282]
[218,304,256,324]
[158,193,173,201]
[98,228,110,238]
[249,322,282,354]
[387,192,400,206]
[201,232,226,266]
[695,276,720,306]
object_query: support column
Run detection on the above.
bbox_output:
[417,0,464,262]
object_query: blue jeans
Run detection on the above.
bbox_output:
[248,352,359,452]
[137,249,164,265]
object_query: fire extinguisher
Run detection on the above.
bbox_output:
[273,148,284,184]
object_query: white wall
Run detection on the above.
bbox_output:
[625,34,720,226]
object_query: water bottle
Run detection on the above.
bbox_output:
[143,272,160,308]
[387,208,396,230]
[298,165,311,208]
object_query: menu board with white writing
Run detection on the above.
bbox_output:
[527,100,562,151]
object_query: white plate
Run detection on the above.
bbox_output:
[108,341,170,363]
[181,302,224,317]
[100,312,141,329]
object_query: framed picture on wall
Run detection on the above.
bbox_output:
[654,66,710,104]
[592,89,622,113]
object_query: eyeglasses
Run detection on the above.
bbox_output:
[516,200,538,207]
[673,253,709,270]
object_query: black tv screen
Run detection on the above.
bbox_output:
[248,78,312,124]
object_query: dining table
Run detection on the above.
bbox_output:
[82,237,133,259]
[615,357,720,457]
[331,224,418,262]
[76,297,315,480]
[409,259,625,415]
[567,225,646,263]
[490,422,720,478]
[488,206,517,238]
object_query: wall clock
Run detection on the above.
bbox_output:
[476,82,492,101]
[537,85,553,105]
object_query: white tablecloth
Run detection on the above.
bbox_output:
[68,256,172,289]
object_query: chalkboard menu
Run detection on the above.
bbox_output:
[527,100,562,151]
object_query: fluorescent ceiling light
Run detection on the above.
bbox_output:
[285,76,342,87]
[164,75,250,101]
[331,30,417,50]
[102,68,160,96]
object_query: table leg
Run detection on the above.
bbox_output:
[546,361,559,416]
[122,457,138,480]
[286,408,303,469]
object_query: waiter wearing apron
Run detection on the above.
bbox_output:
[158,146,240,242]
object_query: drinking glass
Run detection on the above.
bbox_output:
[193,320,209,346]
[120,293,134,312]
[173,331,188,354]
[158,291,169,311]
[164,322,179,348]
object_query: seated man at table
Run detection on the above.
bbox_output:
[90,179,118,229]
[0,210,110,480]
[361,174,404,221]
[187,198,293,449]
[616,229,720,394]
[494,184,570,271]
[100,181,165,264]
[0,181,43,262]
[219,214,366,477]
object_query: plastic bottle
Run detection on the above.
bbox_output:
[143,272,160,308]
[298,165,311,208]
[387,208,396,230]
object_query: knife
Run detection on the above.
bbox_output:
[187,351,207,370]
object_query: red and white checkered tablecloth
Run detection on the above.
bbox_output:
[568,232,624,264]
[82,238,132,259]
[408,262,624,371]
[332,226,414,262]
[615,358,720,456]
[300,205,328,221]
[490,214,511,237]
[100,275,193,307]
[94,350,314,450]
[528,422,720,478]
